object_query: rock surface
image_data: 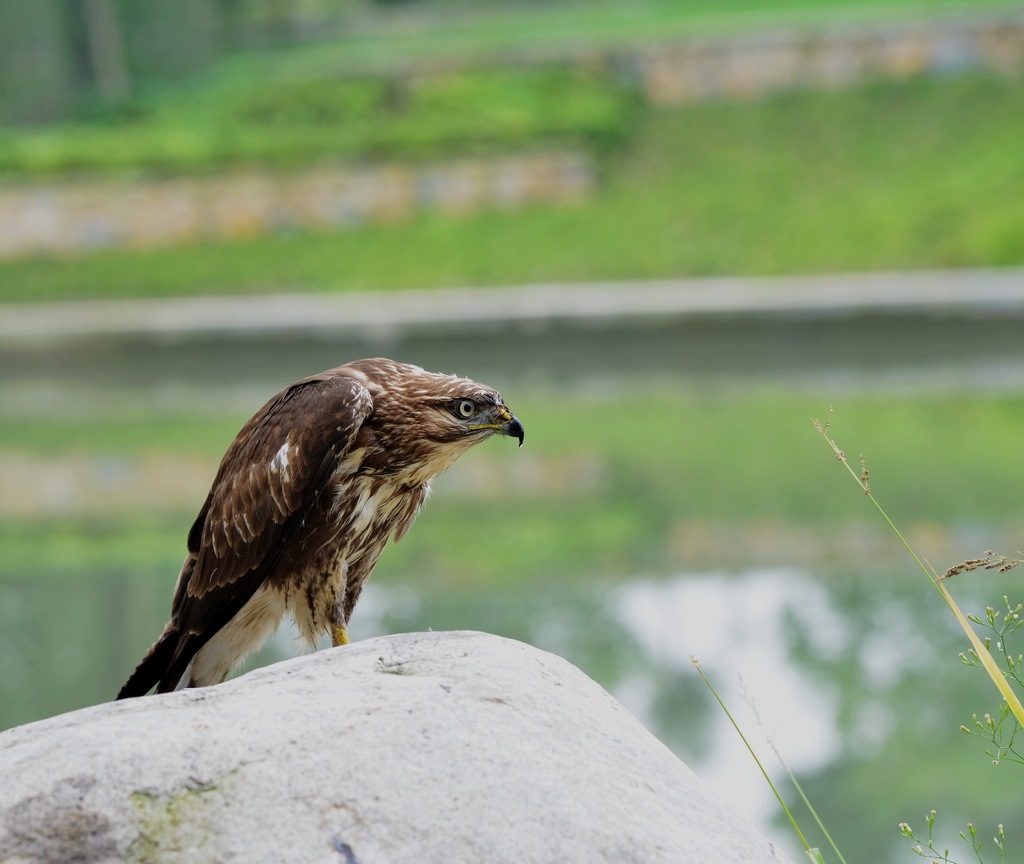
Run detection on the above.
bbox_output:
[0,631,791,864]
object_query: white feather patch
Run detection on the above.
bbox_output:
[271,442,291,478]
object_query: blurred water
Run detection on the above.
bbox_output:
[4,309,1024,862]
[1,487,1021,863]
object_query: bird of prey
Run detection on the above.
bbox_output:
[117,358,524,698]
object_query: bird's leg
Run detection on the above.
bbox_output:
[329,602,349,647]
[328,568,350,647]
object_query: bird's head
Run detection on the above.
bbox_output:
[415,374,524,454]
[343,359,524,480]
[433,388,525,447]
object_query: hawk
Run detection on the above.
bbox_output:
[117,358,524,698]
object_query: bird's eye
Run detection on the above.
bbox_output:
[457,399,476,418]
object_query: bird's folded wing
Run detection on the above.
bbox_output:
[183,373,373,600]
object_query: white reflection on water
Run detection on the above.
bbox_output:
[610,569,847,844]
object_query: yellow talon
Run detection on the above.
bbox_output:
[331,624,350,647]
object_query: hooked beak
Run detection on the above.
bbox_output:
[504,415,525,447]
[469,407,524,446]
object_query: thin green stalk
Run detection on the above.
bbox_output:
[813,413,1024,727]
[743,678,848,864]
[691,657,816,855]
[770,742,848,864]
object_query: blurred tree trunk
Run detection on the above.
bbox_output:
[81,0,131,102]
[215,0,247,47]
[0,0,77,123]
[121,0,221,81]
[0,0,373,124]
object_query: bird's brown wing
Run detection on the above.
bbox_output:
[118,372,372,697]
[186,373,371,598]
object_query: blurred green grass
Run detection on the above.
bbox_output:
[0,67,633,179]
[5,390,1024,581]
[4,0,1009,175]
[3,72,1022,302]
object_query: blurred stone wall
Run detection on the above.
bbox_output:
[0,152,591,258]
[634,12,1024,105]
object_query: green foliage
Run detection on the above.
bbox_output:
[815,414,1023,864]
[0,517,189,578]
[900,812,1007,864]
[0,411,244,457]
[0,66,633,179]
[960,594,1024,765]
[2,72,1021,301]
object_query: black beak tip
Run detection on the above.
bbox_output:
[507,416,525,447]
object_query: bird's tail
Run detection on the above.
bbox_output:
[116,623,183,699]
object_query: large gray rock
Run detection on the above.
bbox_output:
[0,631,791,864]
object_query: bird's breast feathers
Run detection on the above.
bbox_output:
[333,474,429,544]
